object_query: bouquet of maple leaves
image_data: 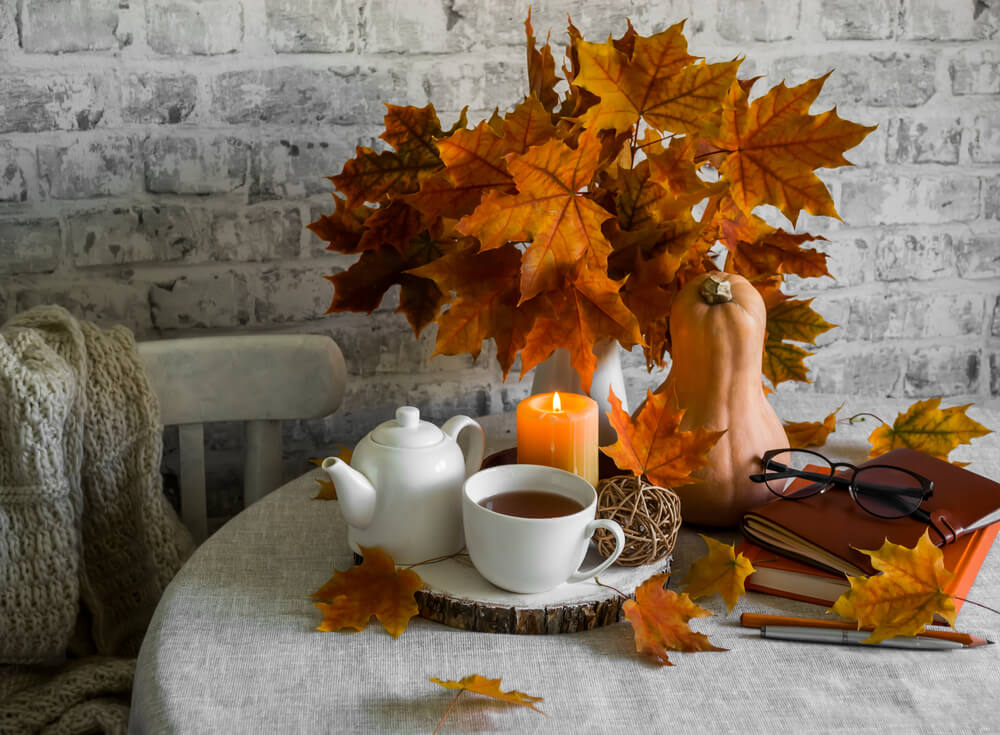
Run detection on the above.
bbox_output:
[309,15,874,392]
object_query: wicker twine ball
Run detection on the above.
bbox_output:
[594,475,682,566]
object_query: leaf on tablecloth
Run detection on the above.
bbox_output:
[311,546,423,638]
[308,446,353,500]
[830,530,956,644]
[680,535,755,612]
[624,573,727,666]
[783,404,841,449]
[429,674,544,734]
[867,398,990,462]
[430,674,545,712]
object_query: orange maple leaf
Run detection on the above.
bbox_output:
[830,531,957,643]
[525,10,560,112]
[680,535,755,612]
[409,97,559,226]
[867,398,991,461]
[602,388,725,488]
[311,546,424,638]
[457,130,613,302]
[408,242,536,379]
[518,274,642,392]
[783,405,841,449]
[306,194,372,254]
[573,22,739,136]
[324,232,451,335]
[356,199,424,255]
[624,573,727,666]
[726,230,832,281]
[713,75,876,225]
[331,104,446,207]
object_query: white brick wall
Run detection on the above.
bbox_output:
[1,0,998,522]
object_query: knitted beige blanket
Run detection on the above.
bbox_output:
[0,306,194,734]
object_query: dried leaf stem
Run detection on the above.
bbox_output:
[433,690,464,735]
[843,412,887,426]
[950,596,1000,617]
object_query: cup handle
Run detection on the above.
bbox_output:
[566,519,626,584]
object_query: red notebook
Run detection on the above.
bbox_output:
[737,520,1000,614]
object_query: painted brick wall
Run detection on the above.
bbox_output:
[1,0,998,523]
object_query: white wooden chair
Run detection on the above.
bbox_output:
[137,334,346,543]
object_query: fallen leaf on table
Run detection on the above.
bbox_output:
[309,446,353,500]
[680,535,755,612]
[830,530,956,644]
[867,398,991,462]
[602,388,725,489]
[783,404,841,449]
[430,674,545,713]
[311,546,423,638]
[429,675,544,734]
[624,572,726,666]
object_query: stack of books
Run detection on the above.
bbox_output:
[738,448,1000,613]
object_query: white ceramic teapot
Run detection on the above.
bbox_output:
[322,406,485,564]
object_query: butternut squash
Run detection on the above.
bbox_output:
[659,271,787,526]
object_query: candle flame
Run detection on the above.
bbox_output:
[552,391,562,412]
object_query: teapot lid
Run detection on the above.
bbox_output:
[370,406,443,449]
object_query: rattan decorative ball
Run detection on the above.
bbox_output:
[594,475,682,566]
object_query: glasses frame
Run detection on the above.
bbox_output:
[752,448,934,521]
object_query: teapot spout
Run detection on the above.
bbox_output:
[321,457,377,529]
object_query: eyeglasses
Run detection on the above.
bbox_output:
[750,448,934,521]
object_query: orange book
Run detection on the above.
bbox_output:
[737,520,1000,615]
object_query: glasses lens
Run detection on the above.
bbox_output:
[763,450,833,499]
[852,467,926,518]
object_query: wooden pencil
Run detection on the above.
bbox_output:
[739,612,990,647]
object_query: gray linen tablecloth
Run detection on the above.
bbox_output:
[130,396,1000,734]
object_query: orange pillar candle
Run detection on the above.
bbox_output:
[516,392,599,487]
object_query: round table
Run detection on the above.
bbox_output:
[130,396,1000,734]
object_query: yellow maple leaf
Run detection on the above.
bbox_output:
[311,546,423,638]
[430,674,544,713]
[623,573,727,666]
[680,535,755,612]
[783,405,841,449]
[868,398,991,461]
[830,531,956,643]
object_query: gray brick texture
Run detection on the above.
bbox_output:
[0,0,997,526]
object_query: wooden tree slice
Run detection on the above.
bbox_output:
[358,549,669,634]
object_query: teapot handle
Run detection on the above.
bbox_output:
[441,416,485,479]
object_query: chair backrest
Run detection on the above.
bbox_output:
[137,334,346,542]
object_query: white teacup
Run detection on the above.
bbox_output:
[462,464,626,594]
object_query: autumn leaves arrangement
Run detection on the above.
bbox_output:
[309,13,872,394]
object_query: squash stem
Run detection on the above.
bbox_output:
[699,274,733,304]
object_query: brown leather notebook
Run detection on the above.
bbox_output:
[741,448,1000,576]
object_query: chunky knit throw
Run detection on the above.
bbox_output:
[0,306,194,734]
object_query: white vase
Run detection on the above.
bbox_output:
[529,338,628,446]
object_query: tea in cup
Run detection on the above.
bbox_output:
[462,464,625,594]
